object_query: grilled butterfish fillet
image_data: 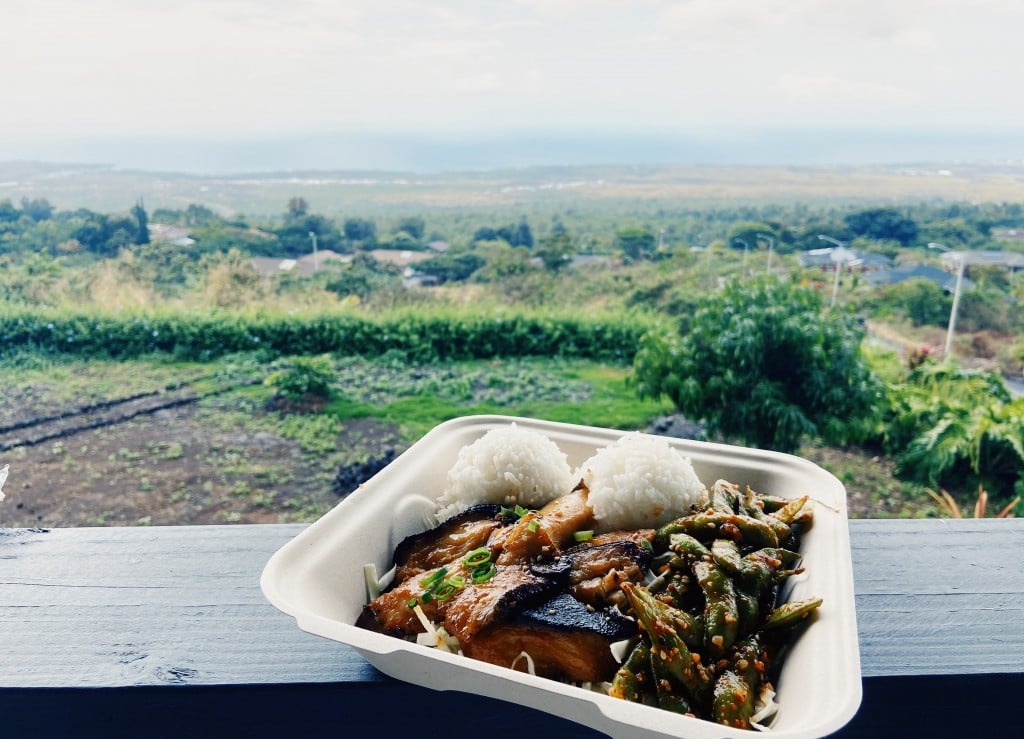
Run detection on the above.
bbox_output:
[462,592,637,682]
[442,564,557,644]
[494,488,594,565]
[392,504,510,584]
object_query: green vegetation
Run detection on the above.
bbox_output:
[0,306,650,363]
[882,362,1024,500]
[3,179,1024,523]
[264,355,336,402]
[633,277,880,454]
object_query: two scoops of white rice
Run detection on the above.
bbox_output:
[434,423,706,530]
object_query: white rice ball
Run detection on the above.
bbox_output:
[577,432,705,531]
[435,424,574,521]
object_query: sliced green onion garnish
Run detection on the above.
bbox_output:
[514,504,529,518]
[499,506,514,517]
[419,568,447,589]
[471,562,497,583]
[640,539,653,551]
[463,548,491,567]
[445,575,466,589]
[527,519,540,533]
[421,591,433,603]
[433,583,458,601]
[573,530,594,542]
[406,597,419,609]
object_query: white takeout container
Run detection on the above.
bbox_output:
[261,415,862,738]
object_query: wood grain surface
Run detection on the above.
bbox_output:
[2,519,1022,737]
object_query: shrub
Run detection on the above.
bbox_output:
[0,306,651,363]
[264,356,335,401]
[633,276,881,453]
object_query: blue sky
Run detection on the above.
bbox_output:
[3,1,1023,170]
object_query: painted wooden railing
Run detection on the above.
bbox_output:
[2,519,1021,738]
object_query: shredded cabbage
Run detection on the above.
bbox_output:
[750,684,779,731]
[510,651,536,675]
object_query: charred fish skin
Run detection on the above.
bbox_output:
[461,593,638,682]
[516,592,637,641]
[392,504,510,583]
[528,539,652,608]
[442,564,561,645]
[563,540,653,606]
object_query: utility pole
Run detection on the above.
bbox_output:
[757,233,775,274]
[929,242,965,359]
[309,231,319,273]
[733,239,749,279]
[817,234,850,308]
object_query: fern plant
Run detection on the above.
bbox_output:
[886,360,1024,502]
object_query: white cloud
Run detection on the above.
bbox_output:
[1,0,1023,141]
[774,74,919,105]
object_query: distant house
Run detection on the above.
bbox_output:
[798,246,892,271]
[250,250,351,279]
[939,250,1024,272]
[365,249,433,268]
[426,240,450,254]
[148,224,195,247]
[251,257,296,279]
[402,272,441,288]
[992,228,1024,241]
[864,264,974,293]
[569,254,613,269]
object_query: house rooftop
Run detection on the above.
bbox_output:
[864,264,974,292]
[798,247,892,270]
[939,250,1024,270]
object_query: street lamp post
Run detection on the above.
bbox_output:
[929,242,965,359]
[817,234,847,308]
[309,231,319,273]
[757,232,775,274]
[733,238,749,278]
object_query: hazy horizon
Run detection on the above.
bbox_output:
[5,2,1024,176]
[5,127,1024,176]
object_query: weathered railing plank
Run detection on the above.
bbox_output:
[2,519,1022,737]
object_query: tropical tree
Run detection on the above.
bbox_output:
[633,276,881,453]
[535,232,575,272]
[509,217,534,248]
[287,197,309,218]
[844,207,918,245]
[323,254,401,299]
[874,278,950,327]
[0,199,18,222]
[884,361,1024,501]
[616,227,656,261]
[416,250,485,282]
[343,217,377,245]
[394,216,426,241]
[19,197,54,222]
[132,200,150,245]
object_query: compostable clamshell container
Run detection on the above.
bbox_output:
[261,415,862,738]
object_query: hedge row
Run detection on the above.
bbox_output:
[0,307,656,363]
